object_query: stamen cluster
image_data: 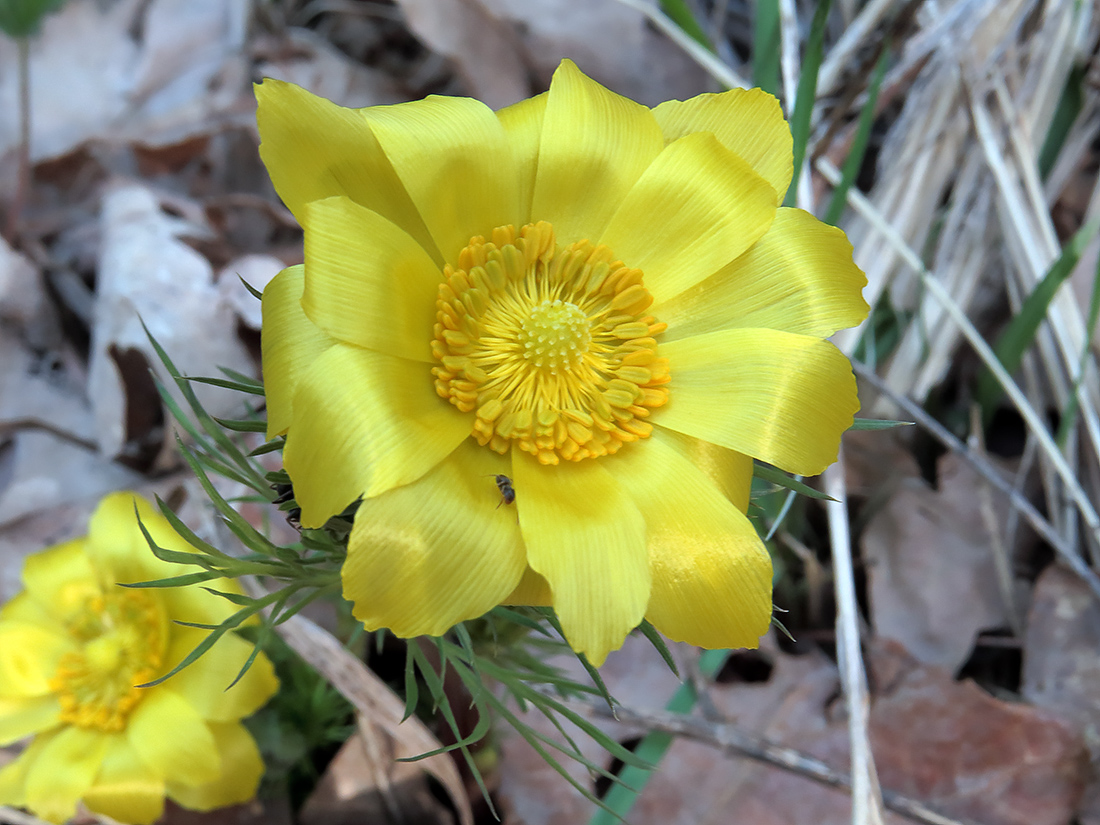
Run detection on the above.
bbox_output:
[431,222,670,465]
[50,590,165,732]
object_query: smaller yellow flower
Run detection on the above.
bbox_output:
[0,493,279,825]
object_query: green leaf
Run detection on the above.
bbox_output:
[153,495,233,561]
[977,214,1100,415]
[785,0,834,208]
[659,0,712,51]
[848,417,912,431]
[118,571,221,589]
[1057,236,1100,447]
[752,0,780,97]
[186,376,266,397]
[213,416,269,433]
[824,44,889,226]
[239,275,264,301]
[753,463,835,501]
[1038,62,1085,180]
[249,438,285,457]
[143,323,267,489]
[636,620,679,678]
[0,0,67,38]
[199,587,256,606]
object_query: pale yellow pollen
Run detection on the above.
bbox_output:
[431,222,670,465]
[49,588,165,732]
[519,300,591,372]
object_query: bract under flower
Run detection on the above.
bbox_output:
[257,60,868,665]
[0,493,278,824]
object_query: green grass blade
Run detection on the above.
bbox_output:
[752,0,780,97]
[823,45,889,225]
[977,214,1100,415]
[1056,243,1100,447]
[784,0,833,208]
[659,0,712,51]
[1038,62,1085,180]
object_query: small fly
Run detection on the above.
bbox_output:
[489,474,515,509]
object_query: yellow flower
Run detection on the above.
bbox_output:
[257,60,867,666]
[0,493,278,824]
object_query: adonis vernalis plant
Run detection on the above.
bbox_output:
[0,493,278,824]
[256,59,868,665]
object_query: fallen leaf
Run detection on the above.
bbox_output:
[477,0,711,105]
[1023,564,1100,824]
[254,27,404,109]
[862,451,1024,670]
[299,735,455,825]
[393,0,529,108]
[0,0,252,163]
[87,183,257,466]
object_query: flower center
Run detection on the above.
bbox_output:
[50,589,166,732]
[519,300,591,371]
[431,222,670,464]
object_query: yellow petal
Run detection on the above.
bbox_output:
[363,96,521,266]
[0,694,61,746]
[82,736,165,825]
[301,197,440,361]
[86,491,172,585]
[0,592,54,626]
[284,343,470,526]
[0,734,39,807]
[343,439,525,637]
[86,494,236,629]
[261,265,336,438]
[163,628,278,722]
[19,538,97,623]
[166,722,264,811]
[512,450,649,666]
[655,429,753,510]
[656,208,869,340]
[126,688,221,786]
[24,726,109,824]
[0,622,73,697]
[497,91,547,223]
[531,60,665,245]
[653,87,793,198]
[599,131,777,303]
[657,328,859,476]
[606,431,772,648]
[503,566,552,607]
[255,79,436,257]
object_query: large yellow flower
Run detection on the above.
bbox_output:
[0,493,278,824]
[257,60,867,666]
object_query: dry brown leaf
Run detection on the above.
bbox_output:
[1024,565,1100,824]
[0,324,141,526]
[477,0,710,105]
[393,0,529,108]
[276,614,473,825]
[299,735,455,825]
[253,28,404,110]
[499,635,1085,825]
[0,0,251,163]
[88,183,256,465]
[867,642,1087,825]
[862,451,1022,670]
